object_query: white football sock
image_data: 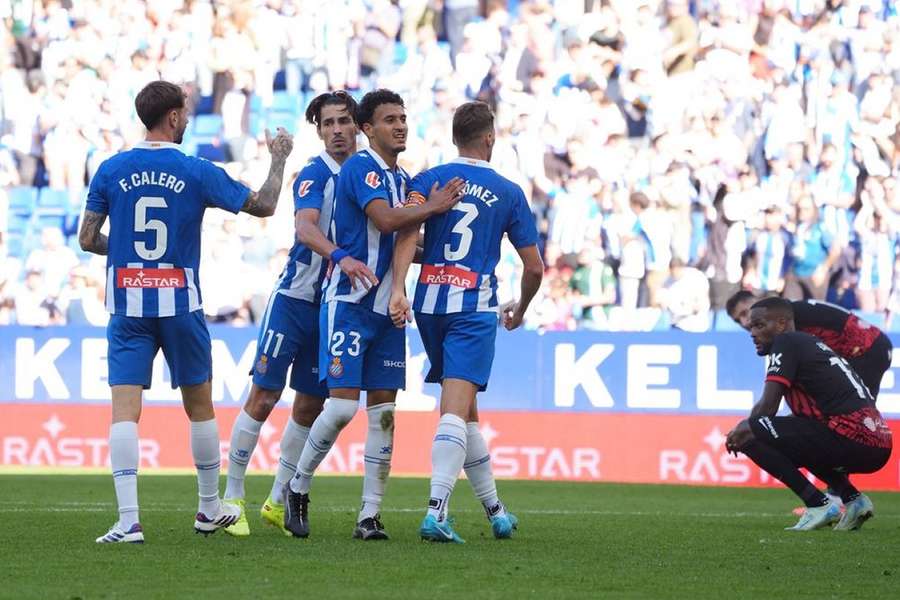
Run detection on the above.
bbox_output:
[359,402,395,521]
[109,421,140,530]
[289,398,358,494]
[270,417,310,503]
[224,409,263,500]
[464,422,506,517]
[191,418,222,516]
[427,414,467,522]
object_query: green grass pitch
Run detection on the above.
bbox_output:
[2,475,899,599]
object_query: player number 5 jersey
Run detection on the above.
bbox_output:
[85,141,249,318]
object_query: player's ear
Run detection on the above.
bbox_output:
[361,121,374,140]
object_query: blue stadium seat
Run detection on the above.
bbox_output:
[32,209,66,231]
[248,94,263,114]
[195,95,215,115]
[713,310,742,331]
[854,311,887,329]
[5,233,24,257]
[270,91,300,114]
[196,143,228,162]
[265,112,298,135]
[37,188,71,210]
[393,42,408,65]
[7,186,38,214]
[7,212,29,235]
[193,114,224,137]
[248,113,264,138]
[653,310,672,331]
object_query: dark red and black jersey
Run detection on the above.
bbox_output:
[765,332,892,449]
[792,300,882,359]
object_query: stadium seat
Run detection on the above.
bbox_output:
[6,212,29,235]
[193,114,224,137]
[248,94,263,114]
[196,143,228,162]
[194,95,215,115]
[265,112,298,135]
[713,310,742,331]
[270,91,300,114]
[5,233,24,257]
[32,209,66,232]
[7,186,38,214]
[393,42,408,65]
[854,311,886,329]
[37,188,71,210]
[653,310,672,331]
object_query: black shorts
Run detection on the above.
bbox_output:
[749,415,890,474]
[849,333,893,399]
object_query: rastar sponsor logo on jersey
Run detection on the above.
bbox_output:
[1,414,160,467]
[116,268,186,288]
[419,265,478,289]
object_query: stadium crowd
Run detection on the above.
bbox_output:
[1,0,899,331]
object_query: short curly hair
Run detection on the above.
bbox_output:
[356,89,404,127]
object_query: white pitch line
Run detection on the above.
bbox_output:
[0,502,897,520]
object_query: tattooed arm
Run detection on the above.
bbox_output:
[78,210,109,255]
[240,127,294,218]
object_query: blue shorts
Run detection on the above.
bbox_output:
[415,311,498,391]
[107,310,211,389]
[319,300,405,391]
[251,292,328,397]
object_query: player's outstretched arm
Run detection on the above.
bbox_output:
[389,225,418,327]
[241,128,294,218]
[502,245,543,331]
[296,208,378,290]
[365,178,465,234]
[78,209,109,256]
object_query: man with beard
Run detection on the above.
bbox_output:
[80,80,294,543]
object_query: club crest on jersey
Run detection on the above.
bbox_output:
[297,180,314,197]
[256,355,268,375]
[365,171,380,189]
[329,357,344,378]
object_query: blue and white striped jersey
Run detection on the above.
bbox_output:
[274,152,340,304]
[408,157,538,315]
[85,141,249,318]
[753,229,790,292]
[323,149,409,315]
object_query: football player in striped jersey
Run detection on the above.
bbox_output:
[80,80,293,543]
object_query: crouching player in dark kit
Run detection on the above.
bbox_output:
[725,297,892,531]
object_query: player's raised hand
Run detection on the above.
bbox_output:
[337,255,379,291]
[427,177,466,213]
[389,291,412,328]
[265,127,294,160]
[500,300,525,331]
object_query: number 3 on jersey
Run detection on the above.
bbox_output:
[444,203,478,261]
[134,196,168,260]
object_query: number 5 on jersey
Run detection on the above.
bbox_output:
[134,196,168,260]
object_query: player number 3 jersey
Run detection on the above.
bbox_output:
[406,158,538,314]
[85,141,250,318]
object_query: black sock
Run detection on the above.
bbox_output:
[741,439,828,508]
[815,475,860,504]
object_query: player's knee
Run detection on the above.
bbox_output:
[245,387,281,420]
[323,398,358,428]
[292,395,324,427]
